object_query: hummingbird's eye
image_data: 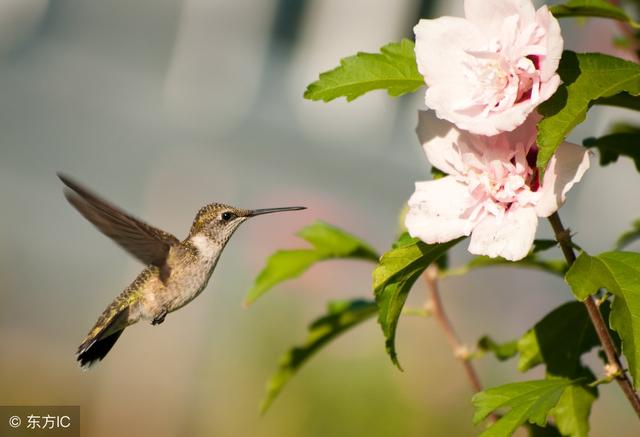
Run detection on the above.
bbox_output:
[220,211,234,221]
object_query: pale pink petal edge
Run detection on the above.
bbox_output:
[535,142,590,218]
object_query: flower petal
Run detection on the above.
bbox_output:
[454,101,536,136]
[416,111,466,175]
[405,176,474,244]
[501,110,539,151]
[538,73,561,103]
[464,0,536,32]
[535,142,590,217]
[415,0,563,136]
[414,17,487,119]
[536,5,563,81]
[414,17,486,87]
[468,205,538,261]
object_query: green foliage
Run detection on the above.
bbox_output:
[259,299,377,413]
[477,336,519,361]
[550,0,640,28]
[245,222,378,306]
[454,256,566,277]
[536,51,640,171]
[584,122,640,171]
[616,218,640,249]
[472,379,575,436]
[443,240,566,278]
[515,302,600,377]
[532,240,560,253]
[595,93,640,111]
[478,301,602,436]
[515,302,600,435]
[526,423,563,437]
[584,132,640,170]
[373,234,463,368]
[551,383,596,437]
[430,166,447,180]
[566,251,640,385]
[303,39,423,102]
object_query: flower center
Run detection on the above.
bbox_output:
[461,145,540,222]
[462,51,541,116]
[476,59,509,94]
[458,11,547,118]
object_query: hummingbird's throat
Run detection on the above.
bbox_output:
[190,234,221,259]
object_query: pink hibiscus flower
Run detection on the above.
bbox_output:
[405,112,589,261]
[414,0,563,136]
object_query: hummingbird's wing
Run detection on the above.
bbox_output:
[59,174,179,281]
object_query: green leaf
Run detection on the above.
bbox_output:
[464,256,566,277]
[550,0,640,28]
[443,240,566,278]
[260,299,377,413]
[304,39,424,102]
[472,379,575,436]
[245,221,378,306]
[477,336,519,361]
[518,330,544,372]
[516,302,600,377]
[526,423,563,437]
[583,132,640,171]
[595,92,640,111]
[373,235,463,368]
[536,51,640,171]
[430,166,447,180]
[532,240,560,253]
[551,383,596,437]
[616,218,640,249]
[566,251,640,385]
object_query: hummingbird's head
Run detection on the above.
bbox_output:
[189,203,306,244]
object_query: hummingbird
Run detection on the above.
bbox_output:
[59,174,305,368]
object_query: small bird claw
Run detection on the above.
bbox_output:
[152,309,168,325]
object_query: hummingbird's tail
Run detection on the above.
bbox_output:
[77,305,130,369]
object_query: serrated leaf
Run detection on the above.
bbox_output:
[550,0,640,28]
[373,235,463,368]
[536,51,640,171]
[516,302,599,377]
[259,299,377,413]
[245,221,378,306]
[472,379,575,436]
[477,336,519,361]
[551,383,596,437]
[304,39,423,102]
[616,218,640,249]
[566,251,640,385]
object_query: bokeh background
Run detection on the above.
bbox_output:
[0,0,638,435]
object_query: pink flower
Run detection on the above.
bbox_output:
[414,0,563,136]
[405,112,589,261]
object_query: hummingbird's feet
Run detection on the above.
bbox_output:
[152,309,168,326]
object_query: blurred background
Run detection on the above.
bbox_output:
[0,0,638,435]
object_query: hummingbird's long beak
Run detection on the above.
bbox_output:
[248,206,306,217]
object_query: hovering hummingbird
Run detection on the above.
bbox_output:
[59,174,305,368]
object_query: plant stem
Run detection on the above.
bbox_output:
[423,265,483,393]
[548,212,640,418]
